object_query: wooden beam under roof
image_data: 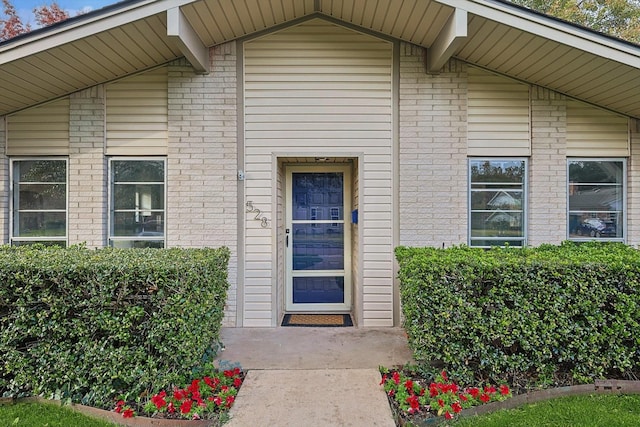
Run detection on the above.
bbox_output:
[167,6,210,74]
[427,7,467,73]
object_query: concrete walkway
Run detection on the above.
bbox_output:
[215,327,414,427]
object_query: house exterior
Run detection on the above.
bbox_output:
[1,0,640,327]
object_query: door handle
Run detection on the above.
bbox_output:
[286,228,290,247]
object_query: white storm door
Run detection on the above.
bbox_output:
[285,165,352,311]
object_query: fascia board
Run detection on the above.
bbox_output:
[436,0,640,67]
[0,0,198,64]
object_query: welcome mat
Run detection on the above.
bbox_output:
[281,314,353,327]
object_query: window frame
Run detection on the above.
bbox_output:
[108,157,167,248]
[468,158,528,248]
[567,158,626,243]
[9,157,69,247]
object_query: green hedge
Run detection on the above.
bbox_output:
[396,242,640,385]
[0,245,230,407]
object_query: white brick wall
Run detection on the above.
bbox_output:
[0,117,7,242]
[167,43,239,326]
[69,87,107,248]
[399,44,468,247]
[528,87,567,246]
[628,120,640,247]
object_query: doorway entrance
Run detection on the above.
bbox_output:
[285,165,352,312]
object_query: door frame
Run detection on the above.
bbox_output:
[284,164,352,312]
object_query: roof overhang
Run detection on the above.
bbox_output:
[1,0,640,119]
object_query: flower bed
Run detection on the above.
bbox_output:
[381,367,512,425]
[112,367,244,425]
[381,367,640,426]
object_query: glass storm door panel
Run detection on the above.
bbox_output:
[286,166,351,312]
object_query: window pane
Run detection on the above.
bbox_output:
[17,160,66,182]
[11,240,66,247]
[113,184,165,210]
[111,240,164,249]
[470,212,523,238]
[292,172,343,220]
[569,213,621,239]
[470,160,524,183]
[14,212,66,237]
[12,160,67,243]
[568,184,622,212]
[568,160,624,241]
[18,184,66,210]
[113,160,164,182]
[111,159,165,243]
[470,190,522,210]
[569,161,624,184]
[293,276,344,304]
[113,212,164,236]
[469,160,526,247]
[292,223,344,270]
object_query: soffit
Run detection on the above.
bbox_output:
[1,0,640,119]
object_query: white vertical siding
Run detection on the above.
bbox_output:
[243,19,394,327]
[7,98,70,155]
[106,67,168,155]
[468,67,530,156]
[566,99,629,157]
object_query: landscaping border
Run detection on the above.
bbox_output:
[1,397,213,427]
[391,380,640,426]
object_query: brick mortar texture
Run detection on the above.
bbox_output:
[0,118,7,242]
[629,120,640,246]
[168,44,238,326]
[68,86,106,248]
[529,87,567,246]
[398,43,468,247]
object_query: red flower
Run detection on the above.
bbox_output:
[405,379,414,391]
[114,400,124,413]
[441,371,448,382]
[406,395,420,410]
[226,395,235,408]
[234,377,243,387]
[468,387,480,398]
[437,399,445,408]
[444,411,453,420]
[452,402,462,414]
[224,370,234,378]
[459,393,468,402]
[180,399,192,414]
[429,384,439,398]
[480,393,491,403]
[484,385,497,394]
[500,385,510,396]
[123,408,134,418]
[151,391,167,410]
[233,367,242,376]
[188,379,200,395]
[221,385,229,393]
[379,374,388,386]
[174,389,186,400]
[213,396,223,406]
[167,402,176,414]
[392,372,401,385]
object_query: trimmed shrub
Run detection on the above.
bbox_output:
[396,242,640,385]
[0,245,230,408]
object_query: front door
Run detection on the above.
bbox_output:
[285,165,352,311]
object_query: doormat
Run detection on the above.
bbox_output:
[281,314,353,327]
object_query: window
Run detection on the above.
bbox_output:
[469,159,526,247]
[109,159,166,248]
[568,159,625,241]
[11,159,67,246]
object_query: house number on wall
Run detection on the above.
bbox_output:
[246,201,269,228]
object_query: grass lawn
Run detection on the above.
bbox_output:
[454,394,640,427]
[0,402,118,427]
